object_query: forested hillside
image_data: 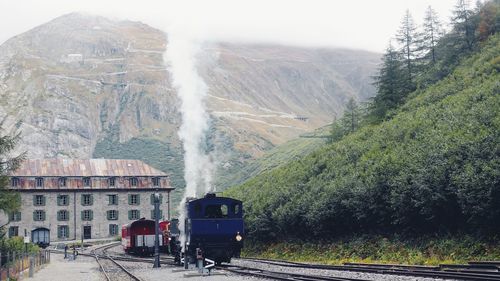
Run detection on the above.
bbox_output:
[226,1,500,242]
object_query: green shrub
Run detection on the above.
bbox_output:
[0,237,39,254]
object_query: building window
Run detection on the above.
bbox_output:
[82,210,93,221]
[58,210,69,221]
[107,210,118,220]
[58,225,69,239]
[33,195,45,206]
[35,177,44,188]
[152,177,160,187]
[151,210,163,220]
[128,194,140,205]
[129,177,138,187]
[57,195,69,206]
[128,210,140,220]
[109,224,119,236]
[81,194,93,206]
[108,177,116,187]
[11,177,20,187]
[108,194,118,205]
[34,210,46,221]
[58,177,67,187]
[9,226,19,238]
[83,177,91,187]
[9,211,21,222]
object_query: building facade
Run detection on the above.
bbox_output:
[5,159,174,242]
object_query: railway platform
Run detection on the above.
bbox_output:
[27,253,100,281]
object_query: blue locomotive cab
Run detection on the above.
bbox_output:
[185,193,244,264]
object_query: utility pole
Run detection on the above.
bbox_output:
[24,229,28,253]
[81,224,84,248]
[153,191,161,268]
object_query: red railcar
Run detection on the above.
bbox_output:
[122,218,166,255]
[159,220,172,253]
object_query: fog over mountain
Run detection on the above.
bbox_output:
[0,13,379,193]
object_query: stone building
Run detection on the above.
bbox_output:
[4,159,174,242]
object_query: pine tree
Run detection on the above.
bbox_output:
[396,10,420,92]
[328,121,344,143]
[340,98,361,134]
[329,98,363,142]
[0,127,25,215]
[369,42,405,122]
[451,0,476,51]
[422,6,443,64]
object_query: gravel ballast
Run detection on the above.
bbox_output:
[48,243,462,281]
[232,258,459,281]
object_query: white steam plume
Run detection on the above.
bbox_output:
[164,35,213,197]
[164,32,215,250]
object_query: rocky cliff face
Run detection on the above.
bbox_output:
[0,13,379,192]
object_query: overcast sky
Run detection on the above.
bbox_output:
[0,0,462,52]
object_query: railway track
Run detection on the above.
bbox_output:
[238,257,500,281]
[53,242,500,281]
[103,247,176,265]
[91,242,143,281]
[51,244,175,265]
[106,254,175,265]
[220,264,370,281]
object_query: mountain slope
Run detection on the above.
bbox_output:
[225,34,500,240]
[216,125,330,189]
[0,13,379,199]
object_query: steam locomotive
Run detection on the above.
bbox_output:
[121,193,244,264]
[180,193,244,265]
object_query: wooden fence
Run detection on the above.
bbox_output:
[0,250,50,281]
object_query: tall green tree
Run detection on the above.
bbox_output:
[328,119,344,143]
[340,98,362,134]
[0,127,25,215]
[396,10,420,92]
[329,98,363,142]
[369,42,405,122]
[451,0,476,51]
[422,6,444,64]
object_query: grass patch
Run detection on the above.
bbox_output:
[242,235,500,265]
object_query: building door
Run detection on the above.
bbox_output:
[83,226,91,239]
[31,228,50,248]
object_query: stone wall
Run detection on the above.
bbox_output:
[6,189,172,242]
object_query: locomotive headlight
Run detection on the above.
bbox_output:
[235,233,243,242]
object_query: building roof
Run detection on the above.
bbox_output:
[12,159,168,177]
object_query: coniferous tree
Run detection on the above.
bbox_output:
[340,98,361,134]
[396,10,420,93]
[422,6,444,64]
[369,42,405,122]
[451,0,476,51]
[0,127,25,215]
[329,98,363,141]
[328,121,344,143]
